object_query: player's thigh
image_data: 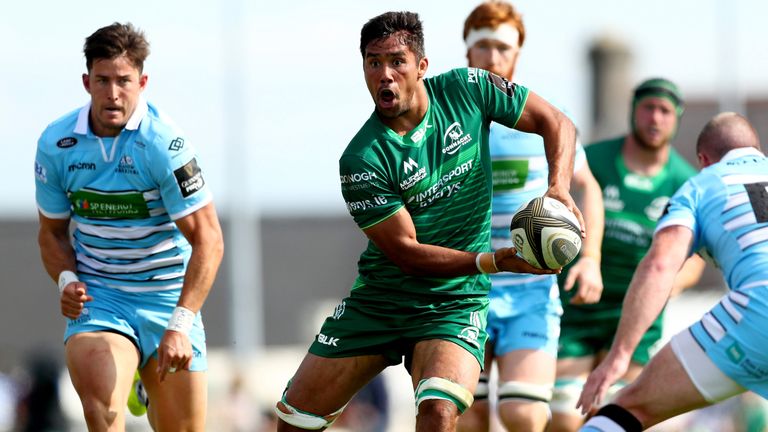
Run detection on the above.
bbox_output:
[284,352,390,414]
[410,339,482,392]
[65,331,140,404]
[556,355,594,378]
[141,357,206,431]
[498,348,556,385]
[614,344,710,427]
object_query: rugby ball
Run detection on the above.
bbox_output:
[510,197,582,270]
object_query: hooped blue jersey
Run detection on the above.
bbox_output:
[657,147,768,290]
[34,99,212,292]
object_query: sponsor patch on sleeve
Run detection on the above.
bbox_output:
[173,158,205,198]
[35,160,47,183]
[487,73,517,97]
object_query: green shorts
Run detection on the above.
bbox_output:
[557,300,664,365]
[309,287,489,369]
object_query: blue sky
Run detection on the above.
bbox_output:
[2,0,766,218]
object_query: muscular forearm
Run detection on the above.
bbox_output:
[38,225,76,282]
[543,113,576,192]
[176,234,224,313]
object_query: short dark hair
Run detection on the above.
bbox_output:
[83,22,150,72]
[360,11,425,59]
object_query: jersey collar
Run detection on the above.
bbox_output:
[73,96,149,136]
[721,147,764,161]
[377,101,434,147]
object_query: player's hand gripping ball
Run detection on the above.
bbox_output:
[510,196,582,270]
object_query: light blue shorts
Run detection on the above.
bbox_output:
[486,274,562,357]
[63,285,207,371]
[687,286,768,399]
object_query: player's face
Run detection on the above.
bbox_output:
[82,55,147,137]
[466,38,519,80]
[632,97,678,150]
[363,36,427,119]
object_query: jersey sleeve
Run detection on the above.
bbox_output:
[339,154,403,230]
[471,69,530,130]
[147,134,213,221]
[655,176,701,253]
[34,133,71,219]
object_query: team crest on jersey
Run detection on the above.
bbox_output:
[56,137,78,148]
[116,155,138,175]
[442,122,472,155]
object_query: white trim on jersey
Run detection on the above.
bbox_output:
[722,173,768,186]
[79,237,177,260]
[724,212,756,231]
[701,313,726,342]
[74,97,148,135]
[169,196,212,221]
[77,251,184,273]
[37,205,71,220]
[84,278,184,292]
[77,221,175,240]
[738,226,768,249]
[724,192,749,211]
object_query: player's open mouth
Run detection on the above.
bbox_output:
[379,89,396,105]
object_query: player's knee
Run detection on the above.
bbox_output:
[551,377,585,417]
[415,377,474,415]
[79,396,118,428]
[497,381,552,431]
[274,395,344,430]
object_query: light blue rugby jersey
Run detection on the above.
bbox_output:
[489,120,586,287]
[34,99,212,292]
[657,147,768,290]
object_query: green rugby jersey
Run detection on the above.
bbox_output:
[584,137,697,301]
[340,68,529,296]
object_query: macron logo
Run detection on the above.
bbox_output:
[404,158,419,174]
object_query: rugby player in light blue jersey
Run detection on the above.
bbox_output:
[577,113,768,431]
[34,22,223,432]
[457,3,604,432]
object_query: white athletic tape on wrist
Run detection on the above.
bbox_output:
[166,306,195,335]
[57,270,79,295]
[475,253,486,273]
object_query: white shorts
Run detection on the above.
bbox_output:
[670,329,745,402]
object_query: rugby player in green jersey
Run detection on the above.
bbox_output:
[550,78,707,431]
[275,11,584,432]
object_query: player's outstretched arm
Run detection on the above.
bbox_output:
[577,225,692,413]
[363,208,557,277]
